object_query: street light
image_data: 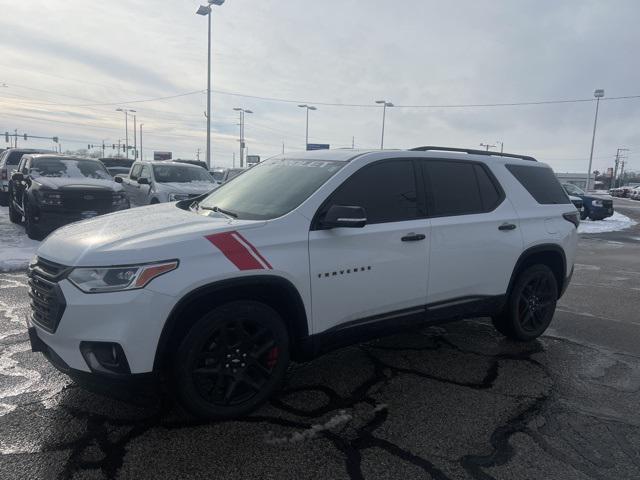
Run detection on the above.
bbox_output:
[587,88,605,191]
[196,0,225,170]
[139,124,144,161]
[233,107,253,167]
[375,100,394,149]
[116,108,136,159]
[298,104,317,149]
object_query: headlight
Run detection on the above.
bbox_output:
[592,200,603,207]
[68,261,178,293]
[39,191,63,206]
[168,193,190,201]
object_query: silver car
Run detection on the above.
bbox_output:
[119,161,217,207]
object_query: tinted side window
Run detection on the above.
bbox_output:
[326,160,420,224]
[424,160,483,216]
[474,164,502,210]
[129,164,142,180]
[506,164,570,205]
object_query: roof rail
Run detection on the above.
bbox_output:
[408,146,537,162]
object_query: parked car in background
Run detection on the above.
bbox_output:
[172,159,209,170]
[99,157,134,177]
[568,195,583,213]
[562,183,613,220]
[630,186,640,200]
[611,186,633,198]
[119,161,217,206]
[0,148,56,206]
[8,155,129,239]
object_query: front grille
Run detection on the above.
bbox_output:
[61,190,113,212]
[28,257,68,333]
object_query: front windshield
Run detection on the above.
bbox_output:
[152,165,215,183]
[31,158,111,179]
[563,183,585,196]
[198,158,345,220]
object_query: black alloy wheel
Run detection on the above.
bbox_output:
[173,301,289,419]
[492,264,558,341]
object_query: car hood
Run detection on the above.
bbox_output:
[155,181,217,194]
[582,193,611,201]
[34,176,122,192]
[37,203,265,266]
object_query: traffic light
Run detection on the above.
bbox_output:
[52,136,59,143]
[112,144,116,150]
[23,133,28,140]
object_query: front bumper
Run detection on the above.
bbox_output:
[588,205,614,220]
[30,277,177,374]
[32,206,128,234]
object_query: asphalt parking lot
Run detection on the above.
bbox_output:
[1,199,639,480]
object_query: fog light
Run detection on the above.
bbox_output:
[80,341,131,375]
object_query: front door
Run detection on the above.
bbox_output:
[309,159,429,334]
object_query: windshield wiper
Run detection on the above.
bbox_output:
[199,205,238,219]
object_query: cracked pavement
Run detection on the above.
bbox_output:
[1,199,639,480]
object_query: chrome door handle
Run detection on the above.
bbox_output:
[498,223,517,231]
[401,233,426,242]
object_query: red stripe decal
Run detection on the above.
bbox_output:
[233,231,273,269]
[205,232,265,270]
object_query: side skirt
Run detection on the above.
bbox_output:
[294,295,505,361]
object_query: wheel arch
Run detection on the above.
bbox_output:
[507,244,567,300]
[153,275,309,371]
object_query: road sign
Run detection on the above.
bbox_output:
[153,151,172,161]
[306,143,330,151]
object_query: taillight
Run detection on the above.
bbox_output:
[563,212,580,228]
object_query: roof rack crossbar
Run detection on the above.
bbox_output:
[408,146,537,162]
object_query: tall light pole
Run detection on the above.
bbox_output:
[116,108,136,158]
[132,114,137,159]
[196,0,225,170]
[480,143,496,151]
[375,100,393,149]
[139,124,144,161]
[233,107,253,167]
[298,104,317,149]
[587,89,605,191]
[496,141,504,153]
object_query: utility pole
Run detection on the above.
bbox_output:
[496,141,504,153]
[587,89,605,192]
[282,142,285,154]
[352,136,355,149]
[196,148,201,160]
[619,159,626,187]
[375,100,393,149]
[133,114,137,160]
[233,107,253,168]
[613,148,629,188]
[139,124,143,161]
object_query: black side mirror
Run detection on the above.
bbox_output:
[11,172,24,182]
[114,176,123,183]
[320,205,367,229]
[137,177,150,185]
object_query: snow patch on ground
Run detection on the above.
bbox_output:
[578,211,637,234]
[0,207,39,272]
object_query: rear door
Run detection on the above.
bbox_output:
[136,165,153,204]
[13,157,31,210]
[308,159,430,334]
[422,159,523,303]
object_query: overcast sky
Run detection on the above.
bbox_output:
[1,0,639,172]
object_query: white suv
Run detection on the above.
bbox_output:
[27,147,578,418]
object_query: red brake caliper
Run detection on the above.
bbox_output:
[266,347,279,369]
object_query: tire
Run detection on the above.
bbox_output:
[8,198,21,224]
[492,265,558,341]
[24,203,44,241]
[172,300,290,419]
[150,198,160,204]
